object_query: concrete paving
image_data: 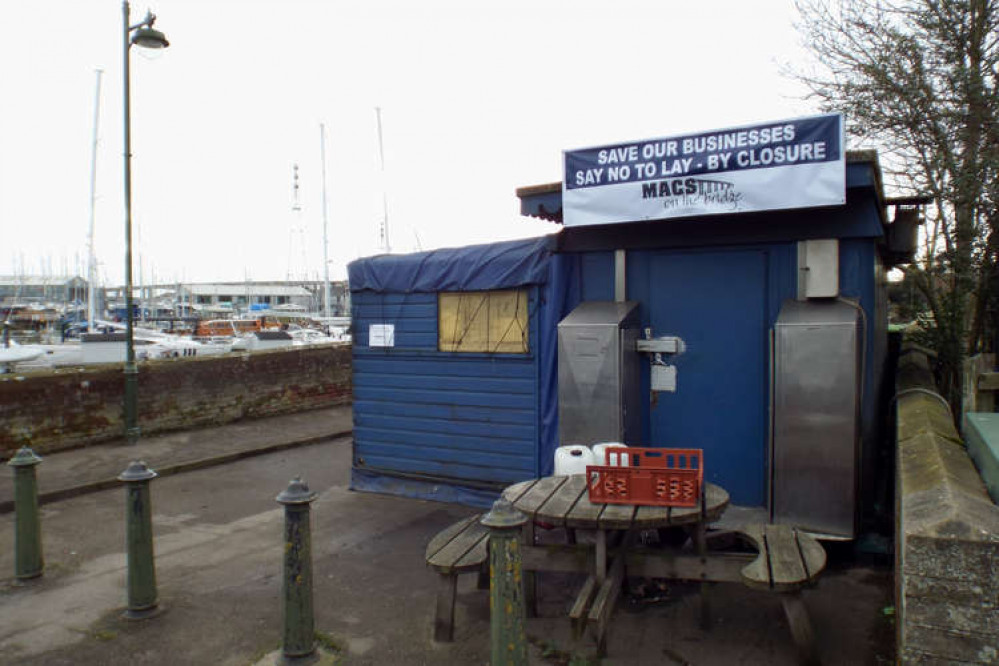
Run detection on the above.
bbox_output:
[0,409,895,665]
[0,407,354,513]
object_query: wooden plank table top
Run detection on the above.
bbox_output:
[502,474,729,657]
[501,475,729,530]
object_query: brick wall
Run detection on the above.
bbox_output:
[0,345,352,456]
[896,345,999,663]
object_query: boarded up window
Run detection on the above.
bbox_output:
[438,289,529,353]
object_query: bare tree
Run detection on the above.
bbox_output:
[792,0,999,407]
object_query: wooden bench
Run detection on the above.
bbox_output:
[424,514,489,642]
[628,523,827,664]
[737,524,827,665]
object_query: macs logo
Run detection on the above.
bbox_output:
[641,177,743,211]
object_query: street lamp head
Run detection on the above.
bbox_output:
[131,26,169,49]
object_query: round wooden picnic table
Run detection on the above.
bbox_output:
[501,474,730,656]
[501,474,729,531]
[500,475,823,661]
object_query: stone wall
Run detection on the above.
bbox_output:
[896,345,999,663]
[0,345,352,457]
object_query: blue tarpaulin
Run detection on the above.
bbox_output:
[348,234,578,507]
[348,235,557,293]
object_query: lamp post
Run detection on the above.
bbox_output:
[122,2,168,444]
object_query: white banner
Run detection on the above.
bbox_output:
[562,113,845,227]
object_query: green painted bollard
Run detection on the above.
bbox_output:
[481,498,529,666]
[119,461,159,619]
[8,447,43,581]
[276,477,318,660]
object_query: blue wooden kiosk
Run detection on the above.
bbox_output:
[350,137,913,537]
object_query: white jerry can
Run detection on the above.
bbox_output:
[591,442,630,467]
[554,445,594,476]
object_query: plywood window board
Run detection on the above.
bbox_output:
[438,289,528,353]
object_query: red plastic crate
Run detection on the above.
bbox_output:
[586,447,703,507]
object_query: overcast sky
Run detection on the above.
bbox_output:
[0,0,818,286]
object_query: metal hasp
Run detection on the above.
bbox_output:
[118,460,159,618]
[276,477,318,660]
[772,299,862,539]
[481,499,529,666]
[634,336,685,354]
[8,447,43,580]
[557,301,641,446]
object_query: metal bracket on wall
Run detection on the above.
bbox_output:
[637,328,686,395]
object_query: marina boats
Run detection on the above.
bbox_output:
[193,317,282,341]
[1,292,351,373]
[2,340,83,371]
[3,321,232,372]
[230,324,349,351]
[0,340,46,372]
[291,325,350,344]
[85,320,234,362]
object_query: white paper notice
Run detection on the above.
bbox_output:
[369,324,395,347]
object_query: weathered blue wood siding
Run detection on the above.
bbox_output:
[351,288,541,486]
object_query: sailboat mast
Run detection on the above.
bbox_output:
[375,107,390,254]
[87,69,103,328]
[289,163,310,283]
[319,123,331,318]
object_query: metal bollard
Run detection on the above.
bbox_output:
[118,461,159,619]
[481,498,529,666]
[8,447,43,581]
[276,477,318,660]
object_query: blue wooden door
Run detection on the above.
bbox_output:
[632,248,770,506]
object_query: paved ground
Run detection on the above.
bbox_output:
[0,407,354,513]
[0,408,896,665]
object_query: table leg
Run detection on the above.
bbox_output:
[589,554,626,657]
[596,529,607,584]
[569,575,598,639]
[782,591,820,665]
[694,522,712,630]
[587,530,633,657]
[433,573,458,642]
[522,520,538,617]
[476,562,489,591]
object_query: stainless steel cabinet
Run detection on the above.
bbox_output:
[558,301,641,447]
[773,299,861,539]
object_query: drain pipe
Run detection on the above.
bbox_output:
[614,249,626,303]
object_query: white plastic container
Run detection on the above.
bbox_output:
[592,442,630,467]
[554,445,595,476]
